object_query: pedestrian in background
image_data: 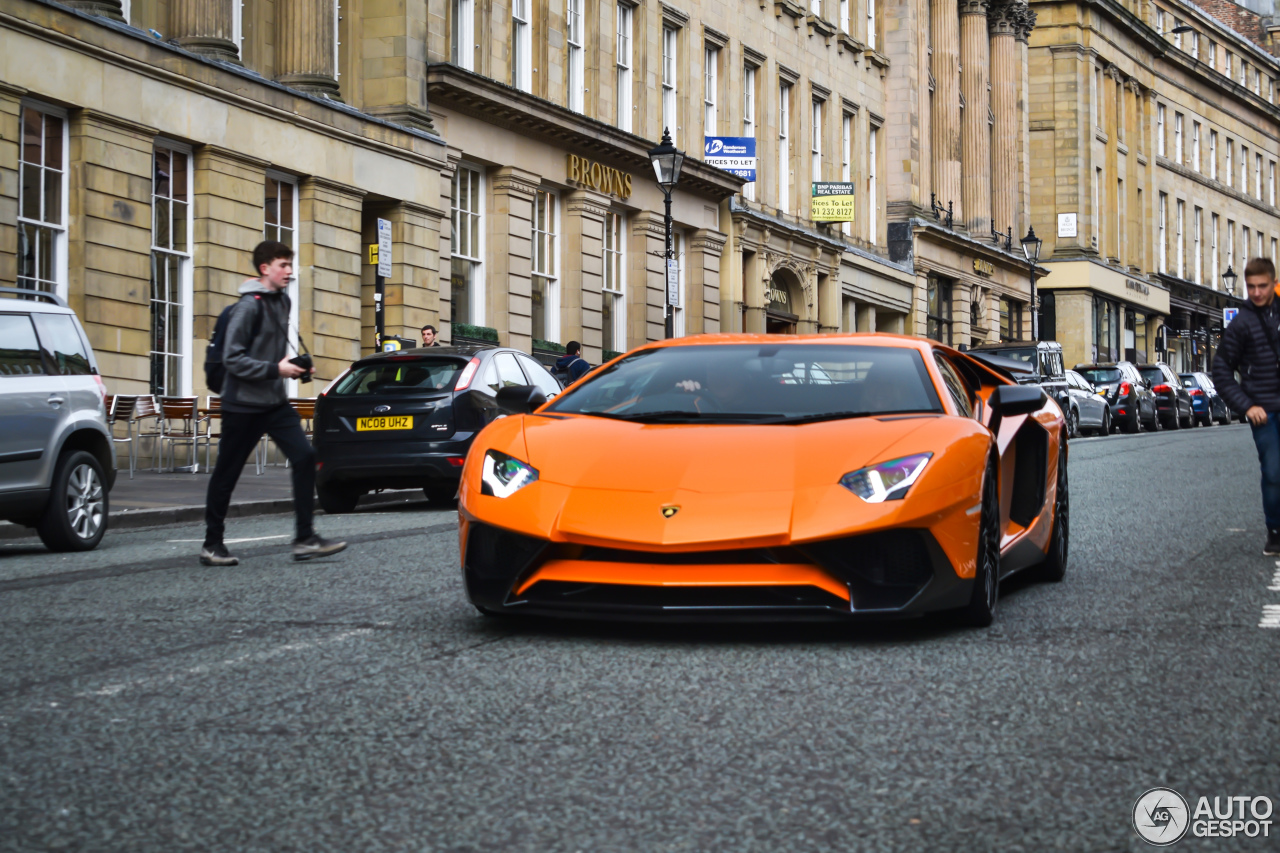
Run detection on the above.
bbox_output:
[1212,256,1280,555]
[201,240,348,566]
[554,341,591,384]
[421,325,441,347]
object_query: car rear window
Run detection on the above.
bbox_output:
[0,314,45,376]
[1179,374,1197,388]
[976,347,1035,364]
[329,359,465,395]
[1138,367,1164,386]
[1079,367,1120,384]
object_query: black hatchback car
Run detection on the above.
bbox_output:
[1136,362,1193,429]
[1075,361,1158,433]
[314,345,563,512]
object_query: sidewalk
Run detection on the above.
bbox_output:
[0,463,430,540]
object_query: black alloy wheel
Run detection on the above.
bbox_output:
[317,484,360,514]
[959,457,1001,628]
[1037,437,1069,583]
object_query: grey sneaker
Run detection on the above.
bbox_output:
[292,535,348,562]
[1265,530,1280,557]
[200,543,239,566]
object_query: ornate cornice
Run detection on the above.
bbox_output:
[988,1,1020,35]
[490,167,540,198]
[1014,3,1037,42]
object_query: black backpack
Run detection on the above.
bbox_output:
[204,296,264,394]
[551,355,588,385]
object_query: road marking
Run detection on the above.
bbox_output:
[1270,563,1280,592]
[167,535,290,544]
[75,628,373,698]
[1260,606,1280,629]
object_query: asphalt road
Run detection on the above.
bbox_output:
[1,423,1277,852]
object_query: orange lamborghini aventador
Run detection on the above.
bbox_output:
[458,334,1068,626]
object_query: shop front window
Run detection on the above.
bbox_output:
[927,279,953,345]
[1094,296,1117,362]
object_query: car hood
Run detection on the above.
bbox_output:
[513,413,948,547]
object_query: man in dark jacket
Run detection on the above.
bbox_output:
[1212,256,1280,555]
[554,341,591,384]
[201,241,347,566]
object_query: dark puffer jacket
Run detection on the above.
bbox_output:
[1212,298,1280,415]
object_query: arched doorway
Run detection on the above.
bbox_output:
[765,269,802,334]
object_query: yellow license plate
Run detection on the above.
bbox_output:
[357,416,413,431]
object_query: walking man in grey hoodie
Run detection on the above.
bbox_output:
[200,241,347,566]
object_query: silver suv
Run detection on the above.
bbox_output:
[0,288,115,550]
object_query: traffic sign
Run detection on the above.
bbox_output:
[376,218,392,278]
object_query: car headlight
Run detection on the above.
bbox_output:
[480,450,539,498]
[839,453,933,503]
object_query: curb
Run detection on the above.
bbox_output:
[0,489,432,542]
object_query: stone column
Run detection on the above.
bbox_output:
[629,211,668,342]
[276,0,342,99]
[563,188,610,361]
[299,177,364,380]
[931,0,963,220]
[741,248,766,333]
[960,0,991,236]
[0,84,24,290]
[360,0,436,131]
[488,167,539,352]
[856,302,877,332]
[1016,4,1036,249]
[68,112,158,393]
[989,1,1019,240]
[383,202,445,343]
[171,0,241,63]
[686,230,726,335]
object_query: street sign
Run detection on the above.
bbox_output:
[1224,307,1239,326]
[704,137,756,181]
[666,259,680,307]
[810,182,856,222]
[376,218,392,278]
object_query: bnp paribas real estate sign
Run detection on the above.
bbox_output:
[811,182,856,222]
[704,137,756,181]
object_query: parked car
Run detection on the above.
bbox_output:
[313,345,564,513]
[1136,362,1194,429]
[0,288,115,551]
[1075,361,1159,433]
[1065,369,1111,436]
[1179,371,1231,426]
[969,341,1070,415]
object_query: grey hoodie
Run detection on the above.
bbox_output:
[222,278,292,413]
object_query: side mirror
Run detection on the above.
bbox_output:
[495,384,547,414]
[987,384,1047,436]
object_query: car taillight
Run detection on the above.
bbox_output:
[1118,381,1131,397]
[1189,388,1204,396]
[1152,384,1171,394]
[446,456,466,467]
[454,356,481,391]
[92,374,107,405]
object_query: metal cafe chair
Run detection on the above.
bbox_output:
[157,396,210,473]
[131,394,166,473]
[105,394,142,479]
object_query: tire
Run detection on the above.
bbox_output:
[959,457,1001,628]
[1066,408,1079,439]
[37,450,108,552]
[1037,438,1069,583]
[1164,408,1179,430]
[1179,406,1193,429]
[1101,410,1111,436]
[317,484,360,514]
[1125,406,1141,434]
[424,484,458,504]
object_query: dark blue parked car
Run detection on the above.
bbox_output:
[1179,371,1231,427]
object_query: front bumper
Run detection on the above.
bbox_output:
[461,520,973,622]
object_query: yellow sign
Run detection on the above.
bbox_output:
[368,244,379,265]
[810,182,856,222]
[567,154,634,199]
[973,259,995,276]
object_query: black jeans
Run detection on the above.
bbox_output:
[204,403,316,546]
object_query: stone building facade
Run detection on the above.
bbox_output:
[881,0,1043,349]
[1027,0,1279,373]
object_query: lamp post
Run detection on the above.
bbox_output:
[1020,225,1043,341]
[1222,265,1238,297]
[648,128,685,339]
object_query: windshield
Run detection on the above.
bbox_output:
[543,344,945,423]
[975,347,1036,364]
[1079,367,1121,385]
[330,359,465,395]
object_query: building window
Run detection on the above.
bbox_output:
[810,0,820,16]
[1173,112,1182,162]
[841,112,852,237]
[1191,121,1200,171]
[1226,51,1233,79]
[1093,167,1101,249]
[616,3,632,131]
[867,0,876,50]
[1226,138,1234,188]
[451,165,484,327]
[1156,104,1165,157]
[662,26,678,142]
[1175,199,1185,278]
[1155,8,1165,33]
[1273,237,1277,267]
[704,46,718,135]
[602,211,626,354]
[1256,153,1264,200]
[1272,161,1277,206]
[778,81,791,213]
[839,0,849,31]
[1244,226,1251,265]
[1158,192,1167,274]
[1208,40,1216,69]
[567,0,583,112]
[743,64,757,201]
[17,104,67,297]
[511,0,531,92]
[811,100,823,185]
[150,144,192,397]
[1116,177,1125,264]
[868,123,879,244]
[999,297,1022,342]
[1210,130,1217,180]
[1259,229,1265,259]
[927,279,953,344]
[1211,212,1220,284]
[451,0,474,69]
[265,174,301,392]
[1227,218,1235,274]
[1193,206,1202,284]
[1241,144,1248,190]
[531,189,559,343]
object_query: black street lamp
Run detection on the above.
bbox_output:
[648,128,686,339]
[1020,225,1043,341]
[1222,265,1238,297]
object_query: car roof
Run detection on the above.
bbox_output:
[0,290,74,314]
[350,344,499,368]
[626,332,935,354]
